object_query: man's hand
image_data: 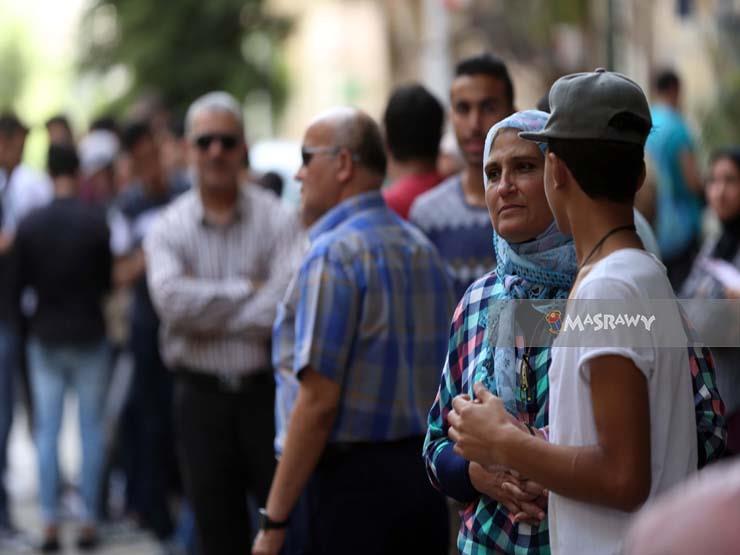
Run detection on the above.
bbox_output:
[725,286,740,300]
[0,232,14,254]
[448,382,521,468]
[469,462,546,524]
[252,529,287,555]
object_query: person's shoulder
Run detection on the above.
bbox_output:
[453,270,501,317]
[13,164,49,186]
[408,174,460,220]
[16,202,49,234]
[116,184,145,214]
[152,189,197,230]
[579,249,668,299]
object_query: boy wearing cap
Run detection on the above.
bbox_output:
[447,70,697,554]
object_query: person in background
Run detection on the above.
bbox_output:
[45,115,75,147]
[145,91,295,555]
[252,107,455,555]
[15,144,111,552]
[437,131,464,180]
[115,120,189,551]
[0,112,52,547]
[410,53,515,298]
[645,69,704,289]
[78,129,121,206]
[160,117,191,188]
[381,83,444,219]
[681,148,740,455]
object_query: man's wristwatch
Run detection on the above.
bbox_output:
[258,508,289,531]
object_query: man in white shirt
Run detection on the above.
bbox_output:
[447,70,697,555]
[0,112,52,543]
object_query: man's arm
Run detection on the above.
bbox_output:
[113,248,146,288]
[680,149,704,196]
[450,355,652,512]
[216,216,301,339]
[252,367,339,555]
[144,219,257,334]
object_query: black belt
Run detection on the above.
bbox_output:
[175,366,271,394]
[321,436,424,463]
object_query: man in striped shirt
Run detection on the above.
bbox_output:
[252,108,456,555]
[144,91,297,555]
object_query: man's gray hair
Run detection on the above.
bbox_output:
[185,91,244,137]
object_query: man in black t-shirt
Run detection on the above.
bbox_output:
[15,144,111,551]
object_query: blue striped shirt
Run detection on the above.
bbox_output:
[293,191,455,443]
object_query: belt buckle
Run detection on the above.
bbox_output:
[219,372,242,392]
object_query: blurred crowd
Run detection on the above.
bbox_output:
[0,51,737,555]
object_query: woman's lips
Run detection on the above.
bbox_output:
[498,204,524,215]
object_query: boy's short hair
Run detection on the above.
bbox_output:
[548,138,646,203]
[383,83,444,163]
[48,144,80,178]
[655,69,680,94]
[454,53,514,108]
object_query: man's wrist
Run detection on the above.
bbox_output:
[258,508,290,530]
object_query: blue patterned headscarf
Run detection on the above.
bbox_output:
[481,110,577,413]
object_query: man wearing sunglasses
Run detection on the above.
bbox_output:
[144,91,297,555]
[252,108,455,555]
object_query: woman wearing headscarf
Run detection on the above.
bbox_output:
[682,148,740,454]
[423,111,725,554]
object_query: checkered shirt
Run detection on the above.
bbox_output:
[293,191,455,442]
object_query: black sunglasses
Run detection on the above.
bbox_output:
[301,146,341,167]
[194,133,239,151]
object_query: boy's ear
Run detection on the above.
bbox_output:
[547,151,568,190]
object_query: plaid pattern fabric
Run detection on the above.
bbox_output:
[424,272,552,555]
[294,191,455,443]
[272,274,301,456]
[424,274,727,554]
[689,345,727,466]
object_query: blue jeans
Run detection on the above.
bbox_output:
[28,338,109,525]
[0,323,19,528]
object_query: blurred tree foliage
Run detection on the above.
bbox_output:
[80,0,291,117]
[700,8,740,154]
[0,32,27,111]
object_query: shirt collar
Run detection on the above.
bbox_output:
[194,184,248,227]
[308,190,384,241]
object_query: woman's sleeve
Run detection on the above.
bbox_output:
[423,298,479,503]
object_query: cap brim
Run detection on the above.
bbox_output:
[518,130,550,143]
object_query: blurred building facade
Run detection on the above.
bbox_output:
[267,0,740,152]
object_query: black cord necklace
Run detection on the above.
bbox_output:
[578,224,636,271]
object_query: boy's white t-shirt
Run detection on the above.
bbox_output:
[548,249,697,555]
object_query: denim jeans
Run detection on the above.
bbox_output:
[0,322,19,528]
[28,337,109,525]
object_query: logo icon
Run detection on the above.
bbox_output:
[545,310,562,335]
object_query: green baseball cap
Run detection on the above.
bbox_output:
[519,68,652,146]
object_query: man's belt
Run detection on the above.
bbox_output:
[175,366,270,393]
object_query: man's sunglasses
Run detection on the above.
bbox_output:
[194,134,240,151]
[301,146,360,167]
[301,146,341,167]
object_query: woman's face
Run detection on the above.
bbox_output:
[484,129,553,243]
[707,157,740,222]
